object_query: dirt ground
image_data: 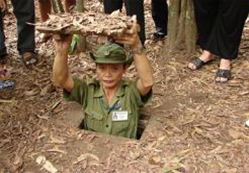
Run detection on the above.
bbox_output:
[0,1,249,173]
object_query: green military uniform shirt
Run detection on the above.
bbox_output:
[63,78,152,139]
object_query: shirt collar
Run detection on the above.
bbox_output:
[93,80,129,98]
[115,80,129,97]
[93,85,105,98]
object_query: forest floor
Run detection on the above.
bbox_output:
[0,1,249,173]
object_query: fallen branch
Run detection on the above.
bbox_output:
[0,99,13,103]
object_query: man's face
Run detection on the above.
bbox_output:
[96,63,125,90]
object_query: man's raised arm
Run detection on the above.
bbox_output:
[53,35,74,92]
[113,18,153,96]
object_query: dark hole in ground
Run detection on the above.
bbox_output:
[77,110,151,140]
[137,111,151,139]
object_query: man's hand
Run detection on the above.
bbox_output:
[0,0,6,12]
[53,34,72,56]
[113,16,142,50]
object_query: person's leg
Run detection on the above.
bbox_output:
[124,0,146,45]
[11,0,35,55]
[214,0,249,82]
[0,11,7,62]
[151,0,168,39]
[194,0,218,51]
[209,0,249,59]
[38,0,51,22]
[64,0,76,12]
[103,0,123,14]
[37,0,52,43]
[0,11,11,78]
[188,0,217,70]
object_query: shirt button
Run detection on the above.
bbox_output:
[106,125,109,128]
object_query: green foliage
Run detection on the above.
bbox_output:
[69,34,79,54]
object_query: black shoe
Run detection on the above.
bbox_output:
[152,32,166,41]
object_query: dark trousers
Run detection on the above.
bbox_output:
[0,12,6,55]
[0,0,35,55]
[151,0,168,35]
[194,0,249,59]
[103,0,146,45]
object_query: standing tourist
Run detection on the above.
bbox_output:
[188,0,249,83]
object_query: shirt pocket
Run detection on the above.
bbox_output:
[84,108,104,132]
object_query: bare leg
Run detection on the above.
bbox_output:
[38,0,51,22]
[64,0,75,12]
[37,0,52,43]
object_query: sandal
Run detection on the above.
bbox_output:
[0,69,11,81]
[188,57,214,70]
[0,80,15,90]
[215,69,231,83]
[0,80,15,99]
[21,52,38,67]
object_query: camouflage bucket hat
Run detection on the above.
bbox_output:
[90,43,133,65]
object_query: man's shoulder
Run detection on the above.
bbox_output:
[122,79,137,89]
[122,79,134,86]
[120,79,139,95]
[86,78,100,86]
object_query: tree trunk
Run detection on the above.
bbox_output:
[167,0,180,51]
[51,0,65,13]
[185,0,197,53]
[76,0,87,52]
[167,0,197,53]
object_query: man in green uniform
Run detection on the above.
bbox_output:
[53,22,153,139]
